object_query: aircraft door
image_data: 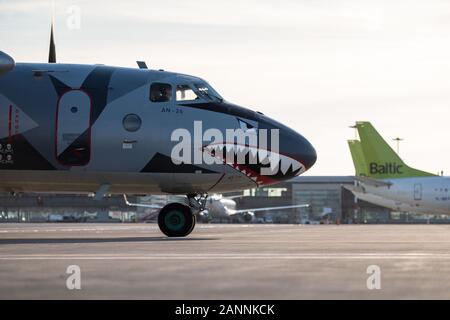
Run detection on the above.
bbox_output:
[56,89,92,166]
[414,183,422,201]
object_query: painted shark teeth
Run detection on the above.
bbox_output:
[203,142,305,185]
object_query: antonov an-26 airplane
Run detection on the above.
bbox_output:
[0,26,316,237]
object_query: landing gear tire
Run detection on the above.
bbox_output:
[188,213,197,234]
[158,203,195,237]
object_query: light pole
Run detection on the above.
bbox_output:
[392,137,403,154]
[349,124,358,140]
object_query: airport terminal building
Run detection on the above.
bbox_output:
[1,176,449,224]
[228,176,450,224]
[224,176,387,224]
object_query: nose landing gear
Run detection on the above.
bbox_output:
[158,203,196,237]
[157,193,208,237]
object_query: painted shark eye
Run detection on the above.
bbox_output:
[238,119,254,131]
[237,119,258,135]
[123,114,142,132]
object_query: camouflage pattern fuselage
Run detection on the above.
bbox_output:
[0,63,316,195]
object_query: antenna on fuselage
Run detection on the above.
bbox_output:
[136,61,148,69]
[48,0,56,63]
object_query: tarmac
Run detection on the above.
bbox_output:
[0,223,449,299]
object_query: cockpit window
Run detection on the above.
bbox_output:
[150,83,172,102]
[194,83,223,102]
[176,85,199,102]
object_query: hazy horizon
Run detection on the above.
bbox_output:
[2,0,450,176]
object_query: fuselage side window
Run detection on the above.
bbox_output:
[150,83,172,103]
[176,85,199,102]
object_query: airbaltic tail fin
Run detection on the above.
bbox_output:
[350,121,435,179]
[348,140,368,176]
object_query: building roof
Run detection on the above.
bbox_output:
[287,176,355,184]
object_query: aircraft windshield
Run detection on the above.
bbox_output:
[194,83,223,102]
[176,85,199,102]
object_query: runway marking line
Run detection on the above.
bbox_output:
[1,253,450,260]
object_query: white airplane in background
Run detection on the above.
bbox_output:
[124,194,308,223]
[347,122,450,215]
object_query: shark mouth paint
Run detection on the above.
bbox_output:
[203,142,305,186]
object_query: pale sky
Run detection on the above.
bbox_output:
[1,0,450,176]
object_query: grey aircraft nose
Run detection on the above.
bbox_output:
[283,130,317,171]
[202,101,317,180]
[258,114,317,174]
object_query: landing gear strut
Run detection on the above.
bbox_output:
[187,193,208,212]
[157,194,208,237]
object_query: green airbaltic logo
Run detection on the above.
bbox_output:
[369,162,403,175]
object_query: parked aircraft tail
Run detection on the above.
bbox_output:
[347,140,368,176]
[349,121,435,179]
